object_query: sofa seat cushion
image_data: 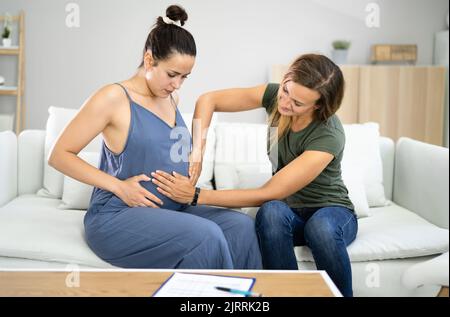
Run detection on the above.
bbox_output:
[295,203,449,262]
[0,195,115,268]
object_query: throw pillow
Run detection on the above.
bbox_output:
[59,151,100,210]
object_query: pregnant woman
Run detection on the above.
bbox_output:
[48,5,262,270]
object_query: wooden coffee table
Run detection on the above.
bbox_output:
[0,269,341,297]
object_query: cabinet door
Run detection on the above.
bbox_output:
[359,66,445,146]
[338,66,359,124]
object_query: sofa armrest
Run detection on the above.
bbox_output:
[18,130,46,195]
[402,252,449,289]
[0,131,17,207]
[393,137,449,229]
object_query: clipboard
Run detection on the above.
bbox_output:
[152,272,256,297]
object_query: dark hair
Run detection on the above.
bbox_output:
[139,5,196,67]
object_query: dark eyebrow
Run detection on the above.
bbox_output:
[168,70,191,76]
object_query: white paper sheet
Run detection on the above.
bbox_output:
[153,272,256,297]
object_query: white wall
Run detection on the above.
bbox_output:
[0,0,448,129]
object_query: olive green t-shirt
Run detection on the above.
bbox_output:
[262,83,354,211]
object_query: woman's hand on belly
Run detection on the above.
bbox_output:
[151,170,195,204]
[115,174,164,208]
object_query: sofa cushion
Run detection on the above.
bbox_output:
[341,167,371,218]
[214,123,273,189]
[37,107,103,199]
[59,152,100,210]
[342,123,389,207]
[294,203,449,262]
[0,195,114,268]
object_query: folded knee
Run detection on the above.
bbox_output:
[256,200,292,229]
[197,222,227,245]
[304,218,339,245]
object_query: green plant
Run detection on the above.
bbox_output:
[332,40,351,50]
[2,13,12,39]
[2,25,11,39]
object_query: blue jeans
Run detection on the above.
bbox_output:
[255,200,358,297]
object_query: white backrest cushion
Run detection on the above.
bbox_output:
[214,123,272,218]
[180,112,217,189]
[341,166,371,218]
[18,130,46,195]
[36,107,102,198]
[342,123,389,207]
[379,136,395,201]
[59,152,100,210]
[214,123,273,190]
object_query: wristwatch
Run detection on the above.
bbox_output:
[190,187,201,206]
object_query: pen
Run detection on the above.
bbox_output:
[215,286,262,297]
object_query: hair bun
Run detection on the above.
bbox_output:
[165,5,188,26]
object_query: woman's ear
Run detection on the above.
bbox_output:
[143,51,155,71]
[311,102,322,111]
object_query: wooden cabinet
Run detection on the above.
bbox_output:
[271,65,446,146]
[358,66,445,146]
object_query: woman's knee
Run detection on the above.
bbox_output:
[304,209,357,246]
[256,200,292,228]
[255,200,294,240]
[304,214,340,247]
[227,211,256,233]
[194,221,228,247]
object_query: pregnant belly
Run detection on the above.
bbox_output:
[142,159,189,211]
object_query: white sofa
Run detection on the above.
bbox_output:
[0,112,448,297]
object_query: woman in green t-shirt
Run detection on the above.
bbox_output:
[151,54,358,297]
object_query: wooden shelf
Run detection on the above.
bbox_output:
[0,11,24,134]
[0,86,18,95]
[0,46,19,55]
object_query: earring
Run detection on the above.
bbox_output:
[145,71,151,81]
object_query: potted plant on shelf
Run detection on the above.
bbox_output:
[2,14,12,47]
[331,40,351,65]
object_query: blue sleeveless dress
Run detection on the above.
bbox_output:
[83,83,262,269]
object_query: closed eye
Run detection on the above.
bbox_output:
[168,73,189,80]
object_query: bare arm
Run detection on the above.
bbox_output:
[48,84,124,195]
[198,151,334,207]
[192,85,268,152]
[153,150,334,208]
[187,85,268,185]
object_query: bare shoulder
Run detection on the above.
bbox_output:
[81,84,126,114]
[75,83,131,129]
[49,84,129,155]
